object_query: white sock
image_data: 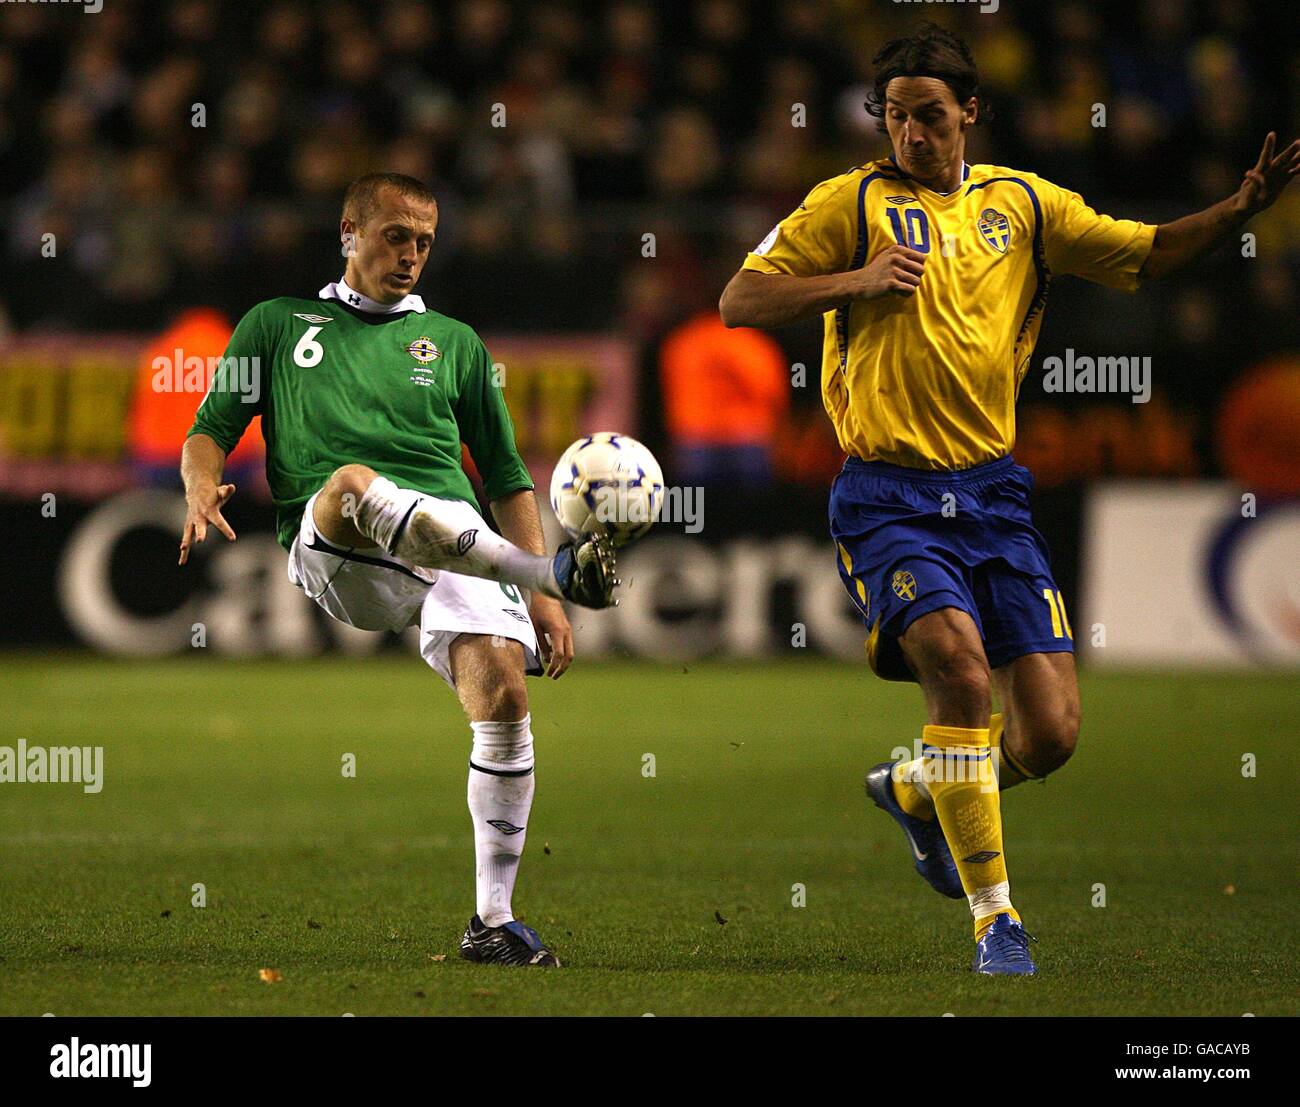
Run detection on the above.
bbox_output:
[356,477,560,597]
[354,476,422,552]
[467,716,536,928]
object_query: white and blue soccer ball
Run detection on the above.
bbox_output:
[549,432,665,547]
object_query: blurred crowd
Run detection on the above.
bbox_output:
[1,0,1297,481]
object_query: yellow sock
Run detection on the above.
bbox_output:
[921,723,1018,937]
[891,761,936,820]
[898,712,1031,816]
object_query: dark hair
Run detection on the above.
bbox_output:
[341,172,437,227]
[864,22,990,132]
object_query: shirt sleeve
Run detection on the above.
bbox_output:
[1038,177,1156,291]
[186,303,268,454]
[455,336,535,501]
[741,174,862,277]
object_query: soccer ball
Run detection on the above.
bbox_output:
[549,432,665,546]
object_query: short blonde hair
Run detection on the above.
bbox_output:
[341,172,437,228]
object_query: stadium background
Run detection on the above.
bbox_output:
[2,0,1297,666]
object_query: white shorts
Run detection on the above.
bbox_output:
[287,490,541,688]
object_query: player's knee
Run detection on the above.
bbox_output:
[325,464,376,502]
[452,635,530,721]
[472,654,529,721]
[1022,706,1080,775]
[481,675,528,722]
[313,464,380,544]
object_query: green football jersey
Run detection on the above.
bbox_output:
[187,286,534,550]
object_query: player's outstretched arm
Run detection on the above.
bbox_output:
[178,433,237,565]
[1140,131,1300,281]
[719,245,928,329]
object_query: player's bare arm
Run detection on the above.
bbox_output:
[178,432,236,565]
[491,488,575,679]
[1140,132,1300,280]
[719,245,928,329]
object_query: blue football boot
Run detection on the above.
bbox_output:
[865,762,964,899]
[972,913,1037,975]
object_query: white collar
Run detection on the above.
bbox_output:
[319,276,426,315]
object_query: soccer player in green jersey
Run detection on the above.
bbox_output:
[179,173,618,966]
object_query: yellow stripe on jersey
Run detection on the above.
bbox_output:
[743,158,1156,470]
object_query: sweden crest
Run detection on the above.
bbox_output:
[977,208,1011,253]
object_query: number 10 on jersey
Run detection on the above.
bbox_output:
[886,207,931,254]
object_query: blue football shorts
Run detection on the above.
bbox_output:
[829,454,1075,682]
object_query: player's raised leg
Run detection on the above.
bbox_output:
[449,633,559,967]
[991,652,1080,788]
[897,607,1035,974]
[312,464,618,608]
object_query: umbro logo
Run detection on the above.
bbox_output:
[293,313,334,323]
[457,529,478,556]
[962,849,1001,864]
[487,819,525,835]
[886,195,914,205]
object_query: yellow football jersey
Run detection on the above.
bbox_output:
[742,157,1156,470]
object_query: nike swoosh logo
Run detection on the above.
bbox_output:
[903,827,928,862]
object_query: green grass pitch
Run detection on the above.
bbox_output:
[1,655,1295,1016]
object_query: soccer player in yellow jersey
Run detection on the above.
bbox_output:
[720,23,1299,974]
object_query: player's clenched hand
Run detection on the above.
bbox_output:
[851,244,927,300]
[179,482,237,565]
[529,594,574,678]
